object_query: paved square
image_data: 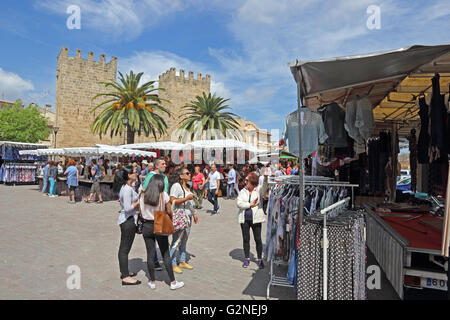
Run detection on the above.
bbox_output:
[0,184,295,300]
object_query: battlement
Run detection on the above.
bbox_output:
[57,47,117,67]
[158,67,211,85]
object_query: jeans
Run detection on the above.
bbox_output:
[227,183,235,198]
[118,217,136,277]
[170,228,190,266]
[42,178,48,193]
[142,221,175,282]
[207,189,219,211]
[49,178,56,196]
[240,221,262,259]
[193,188,203,208]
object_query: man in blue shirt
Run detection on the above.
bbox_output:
[42,162,50,195]
[86,159,104,203]
[226,164,236,200]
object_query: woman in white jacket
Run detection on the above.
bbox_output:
[236,169,268,269]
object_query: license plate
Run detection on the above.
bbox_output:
[421,277,448,291]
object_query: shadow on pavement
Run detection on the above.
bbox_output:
[229,248,295,300]
[129,258,171,285]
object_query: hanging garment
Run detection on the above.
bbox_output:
[321,102,348,148]
[282,108,328,159]
[429,74,448,156]
[417,97,430,164]
[345,98,363,144]
[407,129,418,192]
[355,96,375,141]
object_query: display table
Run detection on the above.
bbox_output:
[38,176,117,201]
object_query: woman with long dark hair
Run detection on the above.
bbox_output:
[140,174,184,290]
[112,166,141,285]
[168,168,198,274]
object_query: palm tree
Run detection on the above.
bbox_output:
[90,71,171,144]
[178,92,242,142]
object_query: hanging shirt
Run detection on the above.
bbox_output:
[321,102,348,148]
[355,96,375,140]
[282,108,328,159]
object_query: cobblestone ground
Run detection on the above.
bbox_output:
[0,184,295,300]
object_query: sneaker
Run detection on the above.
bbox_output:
[210,211,216,216]
[242,258,250,268]
[179,262,193,270]
[170,281,184,290]
[154,261,163,271]
[148,281,156,290]
[257,259,264,269]
[173,266,183,274]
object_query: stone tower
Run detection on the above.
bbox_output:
[134,67,210,142]
[55,47,121,148]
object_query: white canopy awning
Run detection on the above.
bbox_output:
[19,150,39,156]
[0,141,50,148]
[121,141,187,150]
[36,147,156,158]
[187,139,261,153]
[36,148,65,156]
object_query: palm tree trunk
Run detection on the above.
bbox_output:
[127,125,135,144]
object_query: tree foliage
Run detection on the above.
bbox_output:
[178,92,242,142]
[0,100,50,143]
[91,71,171,144]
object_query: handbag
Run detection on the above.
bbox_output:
[153,193,174,236]
[172,184,192,231]
[136,214,144,234]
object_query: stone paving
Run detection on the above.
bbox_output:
[0,184,295,300]
[0,184,400,300]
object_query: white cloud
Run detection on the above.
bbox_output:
[0,68,35,101]
[211,81,232,99]
[35,0,189,40]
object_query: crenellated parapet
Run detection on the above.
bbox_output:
[57,47,117,70]
[158,67,211,87]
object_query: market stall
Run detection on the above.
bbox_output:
[35,147,156,201]
[286,44,450,299]
[0,141,49,185]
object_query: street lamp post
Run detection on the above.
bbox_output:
[53,126,59,148]
[53,126,59,161]
[122,118,128,145]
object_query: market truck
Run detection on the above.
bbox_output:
[364,201,447,299]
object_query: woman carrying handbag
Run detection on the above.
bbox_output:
[169,168,199,274]
[140,174,184,290]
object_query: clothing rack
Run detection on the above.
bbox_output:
[320,197,351,300]
[270,176,359,208]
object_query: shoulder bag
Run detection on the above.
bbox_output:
[172,184,192,231]
[153,193,175,236]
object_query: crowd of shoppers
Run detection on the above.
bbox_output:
[38,155,299,290]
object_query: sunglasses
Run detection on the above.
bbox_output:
[183,172,191,175]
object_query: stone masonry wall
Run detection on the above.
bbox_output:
[55,47,121,148]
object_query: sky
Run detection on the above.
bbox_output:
[0,0,449,136]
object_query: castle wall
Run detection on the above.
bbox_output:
[55,47,121,148]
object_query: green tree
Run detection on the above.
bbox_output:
[91,71,171,144]
[0,100,50,143]
[178,92,242,141]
